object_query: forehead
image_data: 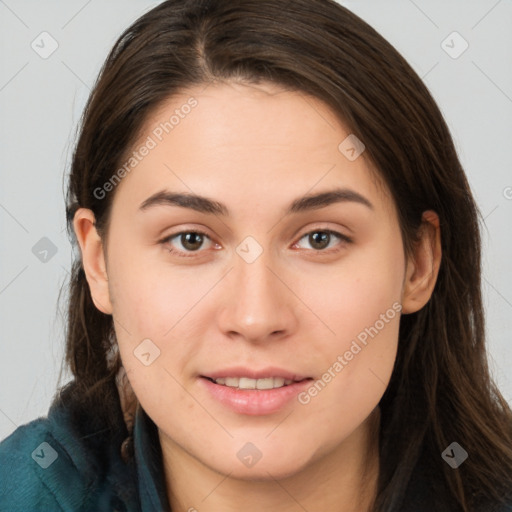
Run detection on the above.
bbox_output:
[110,81,391,217]
[141,81,343,156]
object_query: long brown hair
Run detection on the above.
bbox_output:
[56,0,512,510]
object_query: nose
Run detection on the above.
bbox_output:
[217,248,299,344]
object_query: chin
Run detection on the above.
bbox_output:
[206,448,314,481]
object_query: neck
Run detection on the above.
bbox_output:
[160,407,381,512]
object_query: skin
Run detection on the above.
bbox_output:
[74,81,441,512]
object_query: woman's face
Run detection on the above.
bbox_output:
[81,81,421,479]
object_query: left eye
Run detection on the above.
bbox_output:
[293,230,351,252]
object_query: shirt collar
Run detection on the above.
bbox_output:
[133,404,171,512]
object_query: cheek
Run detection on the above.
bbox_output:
[107,250,232,405]
[294,284,400,457]
[107,240,216,337]
[105,252,199,393]
[296,228,404,342]
[293,232,403,416]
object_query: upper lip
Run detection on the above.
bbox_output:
[202,367,312,382]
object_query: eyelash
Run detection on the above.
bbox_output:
[160,228,353,258]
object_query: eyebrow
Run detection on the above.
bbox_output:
[138,187,374,216]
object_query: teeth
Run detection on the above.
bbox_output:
[214,377,295,389]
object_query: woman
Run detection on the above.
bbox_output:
[1,0,511,511]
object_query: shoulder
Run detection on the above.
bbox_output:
[0,414,85,511]
[0,384,138,512]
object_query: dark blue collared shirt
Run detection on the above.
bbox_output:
[0,387,170,511]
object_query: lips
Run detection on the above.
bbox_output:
[199,367,314,415]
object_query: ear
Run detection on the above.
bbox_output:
[401,210,442,314]
[73,208,113,314]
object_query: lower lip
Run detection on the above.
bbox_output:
[200,377,313,415]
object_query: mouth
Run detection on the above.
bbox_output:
[199,372,314,415]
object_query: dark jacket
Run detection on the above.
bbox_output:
[0,383,511,511]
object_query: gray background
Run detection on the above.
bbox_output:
[1,0,511,442]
